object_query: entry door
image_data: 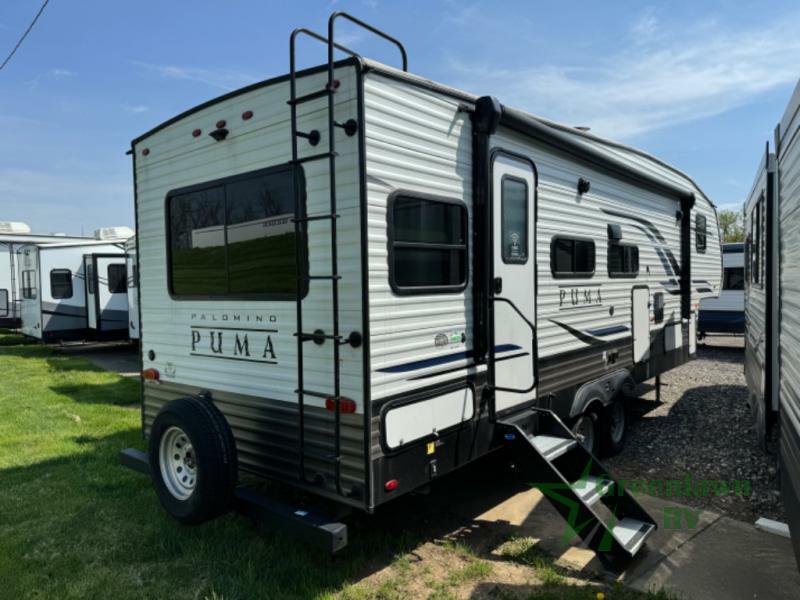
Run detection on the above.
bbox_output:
[632,286,650,362]
[84,256,98,329]
[492,154,536,414]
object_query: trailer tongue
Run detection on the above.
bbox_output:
[499,409,656,557]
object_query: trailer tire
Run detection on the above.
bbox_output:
[599,399,627,457]
[148,395,238,525]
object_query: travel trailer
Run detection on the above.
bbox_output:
[698,243,744,337]
[744,80,800,569]
[126,236,140,340]
[0,222,92,328]
[19,240,129,341]
[120,13,721,557]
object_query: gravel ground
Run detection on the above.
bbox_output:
[606,335,785,523]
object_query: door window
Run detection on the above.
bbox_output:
[0,289,7,316]
[50,269,73,299]
[22,270,37,299]
[107,264,127,294]
[501,176,528,264]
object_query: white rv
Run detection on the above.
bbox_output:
[123,13,721,556]
[0,222,92,329]
[126,236,140,340]
[698,242,744,337]
[19,240,129,341]
[744,80,800,569]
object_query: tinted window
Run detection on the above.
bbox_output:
[108,264,127,294]
[608,243,639,277]
[86,263,95,295]
[50,269,73,299]
[168,165,302,298]
[0,289,7,316]
[724,267,744,291]
[22,270,37,300]
[501,177,528,264]
[550,238,595,277]
[654,292,665,323]
[696,214,707,253]
[750,204,760,285]
[390,194,467,293]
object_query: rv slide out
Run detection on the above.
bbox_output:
[19,240,129,342]
[123,12,720,556]
[745,79,800,569]
[698,243,744,337]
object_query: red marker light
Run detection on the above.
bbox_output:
[142,368,160,381]
[242,110,253,120]
[142,148,150,156]
[192,129,202,137]
[215,119,227,129]
[384,479,398,492]
[325,397,357,414]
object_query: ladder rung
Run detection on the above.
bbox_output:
[294,332,343,342]
[292,213,339,223]
[302,275,342,281]
[295,389,331,399]
[291,151,337,165]
[287,88,333,105]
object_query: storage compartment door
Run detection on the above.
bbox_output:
[632,286,650,362]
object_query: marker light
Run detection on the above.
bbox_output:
[325,397,356,414]
[215,119,227,129]
[384,479,398,492]
[142,148,150,156]
[242,110,253,120]
[192,129,202,137]
[142,368,160,381]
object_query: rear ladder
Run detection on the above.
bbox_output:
[499,408,656,557]
[288,12,407,494]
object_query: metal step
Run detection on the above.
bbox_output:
[291,151,338,165]
[531,435,577,462]
[287,88,333,105]
[612,518,656,556]
[572,474,614,506]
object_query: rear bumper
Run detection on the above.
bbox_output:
[698,310,744,334]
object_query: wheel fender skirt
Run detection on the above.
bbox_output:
[570,370,632,417]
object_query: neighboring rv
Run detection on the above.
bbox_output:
[122,13,721,557]
[745,79,800,569]
[126,236,140,341]
[19,240,128,341]
[0,222,92,328]
[698,243,744,337]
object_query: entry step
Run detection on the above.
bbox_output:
[531,435,577,461]
[572,475,614,506]
[612,518,656,555]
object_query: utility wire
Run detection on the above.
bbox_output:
[0,0,52,72]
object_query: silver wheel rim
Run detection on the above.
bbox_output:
[159,426,197,500]
[609,401,626,445]
[573,414,595,452]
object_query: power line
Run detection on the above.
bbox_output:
[0,0,52,73]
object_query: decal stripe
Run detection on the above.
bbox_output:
[377,344,522,373]
[550,320,607,348]
[586,324,630,336]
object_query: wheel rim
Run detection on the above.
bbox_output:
[573,414,595,452]
[609,401,626,444]
[159,426,197,500]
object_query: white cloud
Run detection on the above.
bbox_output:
[446,12,800,140]
[122,103,148,114]
[48,68,75,78]
[131,61,257,91]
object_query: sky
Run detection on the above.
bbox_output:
[1,0,799,235]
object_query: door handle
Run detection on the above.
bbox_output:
[493,277,503,294]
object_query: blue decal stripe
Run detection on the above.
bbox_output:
[377,344,522,374]
[586,325,630,337]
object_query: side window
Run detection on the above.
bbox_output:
[653,292,665,324]
[696,214,707,253]
[87,263,95,295]
[22,270,37,300]
[50,269,73,299]
[501,176,528,264]
[389,193,468,293]
[608,242,639,277]
[107,264,127,294]
[0,289,8,316]
[751,204,760,285]
[168,164,301,298]
[551,237,595,278]
[724,267,744,291]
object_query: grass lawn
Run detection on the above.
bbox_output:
[0,330,675,599]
